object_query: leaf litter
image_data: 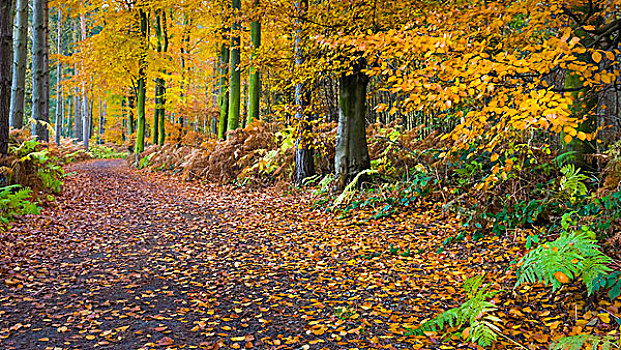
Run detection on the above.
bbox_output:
[0,159,619,350]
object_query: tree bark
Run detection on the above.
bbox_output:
[54,6,62,144]
[218,42,229,139]
[135,8,148,154]
[98,94,104,144]
[80,10,89,150]
[335,60,370,190]
[158,11,168,146]
[247,0,261,124]
[10,0,27,129]
[32,0,50,141]
[0,0,13,156]
[74,86,81,141]
[294,0,314,186]
[227,0,241,134]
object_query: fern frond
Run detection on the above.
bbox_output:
[549,334,620,350]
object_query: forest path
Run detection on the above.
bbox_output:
[1,159,537,349]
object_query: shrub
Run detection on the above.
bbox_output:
[0,185,40,225]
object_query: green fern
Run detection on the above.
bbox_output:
[516,213,612,295]
[560,164,589,198]
[549,334,620,350]
[0,185,40,224]
[412,274,501,347]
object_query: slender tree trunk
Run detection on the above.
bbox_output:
[135,8,148,154]
[227,0,241,134]
[32,0,49,141]
[10,0,27,129]
[0,0,13,156]
[218,42,229,139]
[128,93,135,135]
[294,0,314,186]
[59,89,64,138]
[54,6,62,144]
[335,59,370,190]
[153,10,163,145]
[80,10,89,150]
[247,0,261,124]
[74,86,81,141]
[98,94,104,144]
[158,12,168,146]
[121,97,126,142]
[211,61,218,135]
[178,17,189,133]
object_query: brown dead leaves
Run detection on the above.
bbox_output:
[1,159,619,350]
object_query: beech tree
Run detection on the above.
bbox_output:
[9,0,28,129]
[227,0,241,134]
[0,0,13,156]
[247,0,261,124]
[32,0,50,141]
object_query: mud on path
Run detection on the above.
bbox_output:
[0,159,571,349]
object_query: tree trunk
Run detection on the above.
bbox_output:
[74,86,81,141]
[334,60,370,190]
[153,9,168,146]
[135,8,148,154]
[218,42,229,139]
[0,0,13,156]
[10,0,27,129]
[98,94,104,144]
[159,12,168,146]
[128,93,135,135]
[80,10,89,150]
[247,0,261,124]
[153,10,162,145]
[54,6,62,144]
[227,0,241,134]
[294,0,314,186]
[32,0,49,141]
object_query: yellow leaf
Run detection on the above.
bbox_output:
[490,153,499,162]
[462,326,471,339]
[605,51,616,61]
[38,338,50,342]
[231,337,246,342]
[577,132,587,141]
[598,313,611,323]
[554,271,569,284]
[86,335,96,340]
[564,134,573,144]
[592,51,602,64]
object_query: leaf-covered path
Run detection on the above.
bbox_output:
[0,160,602,349]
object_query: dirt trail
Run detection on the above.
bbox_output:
[0,160,560,349]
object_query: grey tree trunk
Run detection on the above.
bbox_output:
[1,0,13,155]
[80,12,89,150]
[294,0,314,186]
[54,6,62,144]
[32,0,50,141]
[9,0,27,129]
[247,0,261,124]
[226,0,241,134]
[98,94,105,144]
[334,60,370,190]
[74,86,81,141]
[72,20,81,141]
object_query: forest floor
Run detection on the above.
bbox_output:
[0,159,616,350]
